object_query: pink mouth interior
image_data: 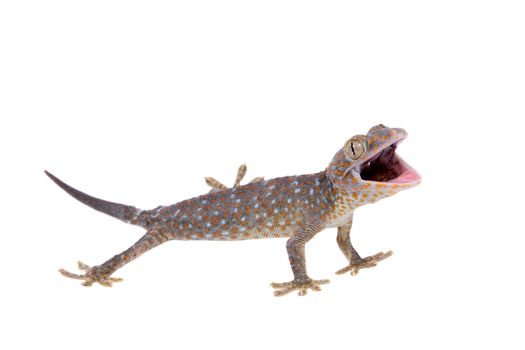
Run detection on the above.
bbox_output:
[359,142,421,184]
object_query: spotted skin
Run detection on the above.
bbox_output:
[46,124,421,296]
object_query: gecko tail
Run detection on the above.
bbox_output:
[44,171,148,228]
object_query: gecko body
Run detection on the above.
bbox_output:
[46,124,421,296]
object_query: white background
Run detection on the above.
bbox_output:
[1,1,524,349]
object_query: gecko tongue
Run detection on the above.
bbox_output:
[387,154,421,184]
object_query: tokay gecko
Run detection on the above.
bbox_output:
[46,124,421,296]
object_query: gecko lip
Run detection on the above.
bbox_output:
[359,142,421,184]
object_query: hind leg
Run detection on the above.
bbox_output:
[59,229,168,287]
[205,164,264,191]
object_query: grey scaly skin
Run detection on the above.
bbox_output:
[46,124,421,296]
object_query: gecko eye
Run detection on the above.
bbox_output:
[343,136,367,160]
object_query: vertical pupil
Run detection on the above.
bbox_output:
[350,142,356,155]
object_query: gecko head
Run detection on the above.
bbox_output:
[327,124,421,196]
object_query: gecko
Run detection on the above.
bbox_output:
[45,124,421,296]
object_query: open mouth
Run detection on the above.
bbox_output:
[359,142,421,184]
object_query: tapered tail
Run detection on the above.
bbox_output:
[44,171,148,228]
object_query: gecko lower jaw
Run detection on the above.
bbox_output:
[359,142,421,184]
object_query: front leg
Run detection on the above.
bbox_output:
[271,222,330,297]
[335,215,393,276]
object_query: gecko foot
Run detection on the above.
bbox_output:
[336,251,393,276]
[205,164,264,192]
[270,278,330,297]
[59,261,123,287]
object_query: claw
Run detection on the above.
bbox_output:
[249,176,265,184]
[77,260,90,271]
[205,177,228,191]
[58,268,84,280]
[234,164,247,187]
